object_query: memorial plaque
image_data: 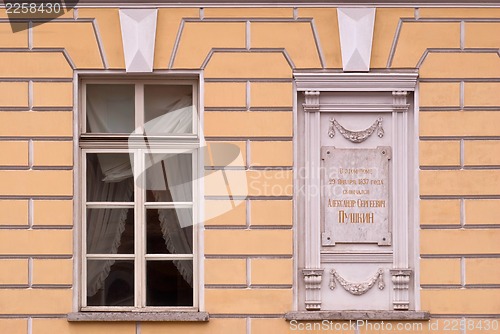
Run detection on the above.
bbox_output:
[321,146,391,246]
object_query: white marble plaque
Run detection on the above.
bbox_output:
[322,146,391,246]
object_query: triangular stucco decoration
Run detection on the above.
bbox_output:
[337,8,376,72]
[119,9,158,72]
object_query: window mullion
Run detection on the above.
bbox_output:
[136,83,144,134]
[134,149,143,308]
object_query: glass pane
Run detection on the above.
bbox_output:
[146,260,193,306]
[144,85,193,135]
[144,153,192,202]
[86,84,135,134]
[87,260,134,306]
[87,208,134,254]
[87,153,134,202]
[146,208,193,254]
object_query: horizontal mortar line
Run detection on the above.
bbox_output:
[0,166,31,170]
[31,166,73,171]
[421,254,500,258]
[419,107,463,112]
[31,225,73,230]
[0,196,73,200]
[205,137,293,141]
[463,106,500,111]
[420,195,500,200]
[205,166,293,170]
[0,285,29,289]
[209,314,285,318]
[205,255,293,259]
[30,284,73,289]
[0,107,31,111]
[421,225,500,229]
[249,107,294,112]
[0,167,73,171]
[426,47,500,53]
[247,225,293,230]
[184,18,311,23]
[0,18,94,23]
[0,137,73,141]
[205,108,293,112]
[0,78,73,82]
[420,285,463,289]
[249,285,292,289]
[32,107,73,112]
[419,78,500,82]
[421,166,500,170]
[205,107,247,112]
[205,225,292,230]
[420,136,500,141]
[205,196,293,200]
[204,166,247,170]
[0,109,74,113]
[430,314,500,318]
[403,18,500,22]
[465,284,500,288]
[0,255,72,259]
[0,226,72,230]
[204,78,293,83]
[0,314,67,318]
[205,284,248,289]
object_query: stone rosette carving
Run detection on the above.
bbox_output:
[329,268,385,296]
[328,117,384,143]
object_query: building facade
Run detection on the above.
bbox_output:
[0,1,499,333]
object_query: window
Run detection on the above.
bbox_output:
[79,80,199,311]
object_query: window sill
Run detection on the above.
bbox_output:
[285,310,430,321]
[67,311,209,322]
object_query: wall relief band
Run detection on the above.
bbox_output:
[329,268,385,295]
[328,117,384,143]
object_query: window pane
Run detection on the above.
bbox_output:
[146,208,193,254]
[145,153,192,202]
[144,85,193,135]
[146,260,193,306]
[87,153,134,202]
[86,84,135,134]
[87,260,134,306]
[87,208,134,254]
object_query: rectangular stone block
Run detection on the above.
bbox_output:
[0,170,72,196]
[420,199,461,226]
[204,200,246,226]
[0,82,28,107]
[419,82,460,108]
[421,229,500,255]
[0,111,72,137]
[420,8,500,18]
[33,200,73,226]
[205,259,247,285]
[251,258,293,285]
[0,230,72,255]
[0,200,28,226]
[0,259,28,285]
[420,53,500,79]
[251,318,291,334]
[464,82,500,107]
[250,141,293,167]
[0,53,72,78]
[250,82,293,108]
[420,111,500,137]
[33,141,73,166]
[141,319,245,334]
[0,319,28,334]
[420,170,500,196]
[205,82,246,108]
[205,111,292,137]
[464,140,500,166]
[465,199,500,225]
[465,258,500,285]
[33,318,136,334]
[32,259,73,285]
[205,141,246,167]
[204,53,292,79]
[250,200,292,226]
[33,82,73,108]
[465,22,500,48]
[205,288,292,314]
[0,141,28,166]
[421,289,500,314]
[419,140,460,167]
[420,258,461,285]
[205,229,293,255]
[0,22,28,48]
[0,289,72,314]
[205,8,293,18]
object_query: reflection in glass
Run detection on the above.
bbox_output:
[146,208,193,254]
[146,260,193,306]
[86,84,135,133]
[87,208,134,254]
[87,260,134,306]
[86,153,134,202]
[145,153,192,202]
[144,85,193,135]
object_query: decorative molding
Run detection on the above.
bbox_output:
[303,91,320,112]
[393,91,410,112]
[285,310,431,321]
[294,72,419,92]
[303,269,324,310]
[337,8,376,72]
[319,103,396,113]
[119,8,158,72]
[328,117,384,143]
[321,252,393,263]
[329,268,385,295]
[390,269,412,310]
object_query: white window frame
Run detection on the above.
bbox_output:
[79,79,201,312]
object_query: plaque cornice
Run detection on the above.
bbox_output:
[295,72,418,92]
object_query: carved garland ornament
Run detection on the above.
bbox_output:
[328,117,384,143]
[329,268,385,296]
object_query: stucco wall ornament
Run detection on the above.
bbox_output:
[329,268,385,295]
[328,117,384,143]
